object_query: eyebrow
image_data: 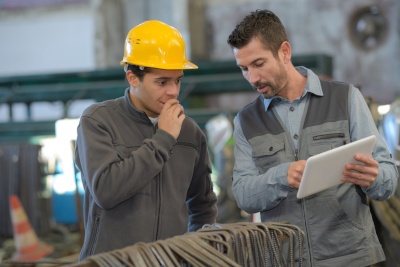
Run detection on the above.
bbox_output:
[237,58,265,68]
[154,75,184,80]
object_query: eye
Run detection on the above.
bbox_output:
[157,80,167,86]
[176,78,182,84]
[254,62,264,68]
[240,67,248,72]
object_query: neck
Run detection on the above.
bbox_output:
[284,66,307,102]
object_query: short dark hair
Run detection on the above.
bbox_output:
[126,64,150,81]
[227,9,288,57]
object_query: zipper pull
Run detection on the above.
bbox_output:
[295,149,299,161]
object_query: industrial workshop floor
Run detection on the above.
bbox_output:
[0,224,82,267]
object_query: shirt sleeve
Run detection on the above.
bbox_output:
[232,115,293,214]
[349,86,398,200]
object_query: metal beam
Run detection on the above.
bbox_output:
[0,56,332,142]
[0,56,332,105]
[0,110,235,143]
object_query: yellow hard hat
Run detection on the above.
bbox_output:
[120,20,198,70]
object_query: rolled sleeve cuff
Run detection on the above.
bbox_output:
[275,162,293,190]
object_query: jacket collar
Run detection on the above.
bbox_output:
[118,87,151,122]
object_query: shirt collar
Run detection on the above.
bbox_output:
[263,66,323,111]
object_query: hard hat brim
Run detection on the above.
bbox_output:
[120,59,198,70]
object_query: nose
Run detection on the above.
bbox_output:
[166,83,180,98]
[246,68,260,85]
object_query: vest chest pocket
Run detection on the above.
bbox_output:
[308,132,348,156]
[251,140,285,171]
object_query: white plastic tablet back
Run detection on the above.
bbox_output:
[297,135,376,199]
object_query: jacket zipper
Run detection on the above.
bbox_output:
[155,173,162,240]
[88,215,100,256]
[152,123,163,241]
[295,149,299,161]
[313,133,345,140]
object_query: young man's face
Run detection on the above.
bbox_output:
[233,37,288,99]
[127,68,184,118]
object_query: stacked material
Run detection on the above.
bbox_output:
[73,222,305,267]
[0,143,52,238]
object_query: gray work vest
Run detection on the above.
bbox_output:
[239,79,351,173]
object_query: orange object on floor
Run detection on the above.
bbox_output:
[9,195,54,261]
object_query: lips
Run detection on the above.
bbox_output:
[254,81,267,90]
[254,85,268,93]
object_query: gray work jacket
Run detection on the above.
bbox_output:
[75,88,217,260]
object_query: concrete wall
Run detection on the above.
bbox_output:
[0,0,190,76]
[201,0,400,104]
[0,1,95,77]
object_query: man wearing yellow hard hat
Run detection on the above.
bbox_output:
[75,20,218,260]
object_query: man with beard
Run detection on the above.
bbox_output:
[227,9,398,267]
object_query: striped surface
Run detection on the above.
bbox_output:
[9,195,54,261]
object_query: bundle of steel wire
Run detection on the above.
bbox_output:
[77,221,305,267]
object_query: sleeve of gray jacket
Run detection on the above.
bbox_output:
[186,127,217,231]
[75,115,176,210]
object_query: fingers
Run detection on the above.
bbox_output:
[164,99,184,117]
[163,99,179,108]
[158,99,185,139]
[341,168,377,187]
[173,103,185,119]
[341,154,378,187]
[169,103,185,121]
[354,153,379,168]
[288,160,306,188]
[341,172,375,187]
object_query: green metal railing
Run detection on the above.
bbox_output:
[0,55,332,143]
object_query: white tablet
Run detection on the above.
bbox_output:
[297,135,376,199]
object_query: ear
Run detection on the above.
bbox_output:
[126,70,140,87]
[280,41,291,63]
